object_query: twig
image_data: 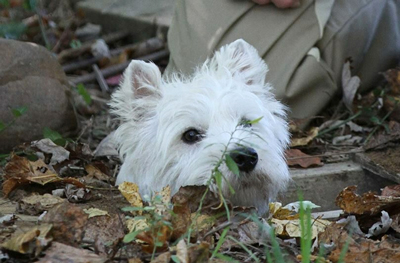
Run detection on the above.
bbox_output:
[57,30,130,63]
[365,101,400,143]
[317,110,363,137]
[62,37,164,72]
[92,64,110,93]
[68,49,169,85]
[36,11,51,50]
[286,148,364,160]
[51,20,73,53]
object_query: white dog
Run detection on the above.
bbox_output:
[109,39,290,214]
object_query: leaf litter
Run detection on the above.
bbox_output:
[2,2,400,262]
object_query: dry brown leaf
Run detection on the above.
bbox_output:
[42,202,88,246]
[336,186,400,220]
[187,242,210,262]
[35,242,107,263]
[18,193,65,215]
[150,252,171,263]
[176,239,189,263]
[83,214,125,256]
[269,202,299,220]
[83,208,109,218]
[118,182,143,215]
[285,149,323,168]
[272,218,331,239]
[335,186,381,215]
[2,154,85,196]
[342,61,361,111]
[290,127,319,147]
[382,184,400,197]
[170,186,217,241]
[329,235,400,263]
[384,68,400,95]
[154,185,171,215]
[1,224,52,256]
[137,223,172,254]
[85,164,109,181]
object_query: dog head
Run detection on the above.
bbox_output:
[110,39,290,214]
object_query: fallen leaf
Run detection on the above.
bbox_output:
[126,217,148,233]
[383,67,400,95]
[42,202,88,246]
[332,135,363,145]
[154,185,171,215]
[31,138,70,165]
[335,186,400,215]
[187,242,210,262]
[0,214,17,226]
[35,242,107,263]
[65,184,92,203]
[1,224,52,256]
[329,235,400,263]
[2,154,85,196]
[105,74,122,87]
[83,214,125,256]
[85,164,110,181]
[365,121,400,150]
[176,239,189,263]
[83,208,109,218]
[119,182,143,215]
[290,127,319,147]
[272,218,331,239]
[170,186,217,240]
[367,211,392,237]
[137,223,171,254]
[150,252,171,263]
[382,184,400,197]
[342,61,361,111]
[285,149,323,168]
[17,193,65,215]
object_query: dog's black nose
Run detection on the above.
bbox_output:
[229,147,258,173]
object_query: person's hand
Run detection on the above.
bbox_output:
[252,0,300,8]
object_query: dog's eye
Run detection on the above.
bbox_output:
[239,119,252,128]
[182,129,202,144]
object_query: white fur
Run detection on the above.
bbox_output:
[109,39,290,214]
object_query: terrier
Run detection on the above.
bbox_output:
[109,39,290,214]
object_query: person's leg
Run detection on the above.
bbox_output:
[166,0,400,122]
[318,0,400,93]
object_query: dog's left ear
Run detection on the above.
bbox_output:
[123,60,162,98]
[109,60,161,122]
[214,39,268,85]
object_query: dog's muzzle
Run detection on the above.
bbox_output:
[229,147,258,173]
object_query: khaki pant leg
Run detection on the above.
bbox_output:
[166,0,400,121]
[318,0,400,93]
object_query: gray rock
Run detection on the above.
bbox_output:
[0,39,77,153]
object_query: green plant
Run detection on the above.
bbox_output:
[43,127,72,146]
[76,83,92,105]
[122,194,173,261]
[299,198,313,263]
[70,39,82,49]
[0,106,28,134]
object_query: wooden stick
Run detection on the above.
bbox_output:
[57,30,130,63]
[69,49,169,85]
[92,64,110,93]
[62,37,164,73]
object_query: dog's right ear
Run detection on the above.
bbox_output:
[122,60,161,98]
